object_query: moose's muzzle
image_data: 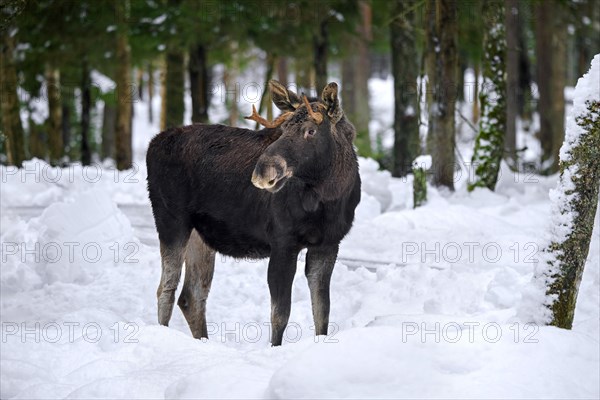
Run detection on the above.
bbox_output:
[251,155,292,193]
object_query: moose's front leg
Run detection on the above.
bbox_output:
[267,247,298,346]
[305,245,338,336]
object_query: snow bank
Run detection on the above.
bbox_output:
[1,189,135,293]
[0,159,149,208]
[358,157,392,213]
[2,156,593,399]
[268,323,599,399]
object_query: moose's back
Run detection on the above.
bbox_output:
[146,124,278,258]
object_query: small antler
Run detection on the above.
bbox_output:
[302,95,323,124]
[245,105,292,129]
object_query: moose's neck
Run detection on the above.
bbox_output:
[315,134,359,202]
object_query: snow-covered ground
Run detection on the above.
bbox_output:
[1,73,598,399]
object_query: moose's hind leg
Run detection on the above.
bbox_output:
[155,211,191,327]
[157,238,188,326]
[178,229,216,339]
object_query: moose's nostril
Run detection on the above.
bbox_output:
[268,179,276,186]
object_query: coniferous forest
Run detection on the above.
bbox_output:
[2,0,598,176]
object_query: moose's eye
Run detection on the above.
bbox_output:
[304,128,316,139]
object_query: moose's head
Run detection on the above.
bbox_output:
[247,80,356,195]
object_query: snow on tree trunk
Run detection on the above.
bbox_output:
[412,155,431,209]
[468,3,506,192]
[521,55,600,328]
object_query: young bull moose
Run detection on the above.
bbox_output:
[146,81,361,346]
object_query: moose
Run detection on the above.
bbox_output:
[146,80,361,346]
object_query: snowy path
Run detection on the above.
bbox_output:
[1,160,599,399]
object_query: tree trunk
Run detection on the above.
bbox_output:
[256,52,275,129]
[160,62,167,131]
[115,0,132,170]
[342,55,355,106]
[425,0,458,190]
[505,0,518,166]
[469,2,507,192]
[390,0,420,177]
[469,3,507,190]
[226,43,240,126]
[537,56,600,329]
[61,99,72,159]
[342,58,356,129]
[517,0,532,121]
[294,57,312,94]
[148,62,154,124]
[165,49,185,129]
[313,18,329,94]
[350,0,373,156]
[551,12,567,172]
[277,57,288,87]
[424,0,436,153]
[45,64,63,165]
[80,59,91,166]
[343,52,374,155]
[189,43,209,124]
[457,60,467,104]
[102,100,116,160]
[136,68,144,101]
[0,29,26,166]
[575,0,600,79]
[535,0,565,174]
[28,117,46,160]
[472,63,479,124]
[344,0,372,157]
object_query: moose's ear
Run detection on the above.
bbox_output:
[321,82,343,124]
[269,80,301,112]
